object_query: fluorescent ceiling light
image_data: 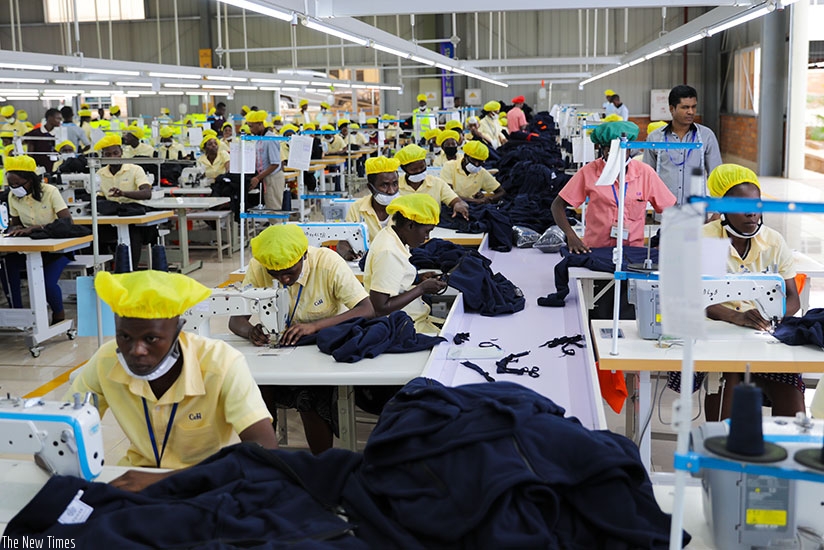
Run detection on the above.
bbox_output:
[133,91,157,95]
[185,91,206,96]
[203,84,232,89]
[258,86,281,91]
[644,48,668,61]
[66,66,140,76]
[667,34,704,51]
[351,84,367,89]
[707,5,774,36]
[43,89,80,94]
[233,85,258,90]
[216,0,292,21]
[284,79,309,85]
[628,58,645,66]
[410,55,435,66]
[251,78,281,84]
[150,71,201,79]
[0,88,39,94]
[281,87,301,91]
[0,62,53,71]
[205,75,247,82]
[158,91,183,95]
[54,79,110,86]
[5,96,39,100]
[115,81,152,87]
[164,83,200,89]
[304,19,369,47]
[372,43,409,58]
[435,63,451,71]
[0,77,46,83]
[333,83,351,88]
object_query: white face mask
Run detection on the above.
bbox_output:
[60,153,76,160]
[371,186,399,206]
[720,214,763,239]
[465,162,482,174]
[116,321,184,381]
[10,186,28,198]
[406,172,426,184]
[433,147,442,154]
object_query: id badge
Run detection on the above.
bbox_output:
[610,225,629,240]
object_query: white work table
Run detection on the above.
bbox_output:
[74,210,174,271]
[162,186,214,196]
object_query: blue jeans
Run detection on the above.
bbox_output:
[0,252,71,314]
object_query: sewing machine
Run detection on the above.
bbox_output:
[628,273,786,339]
[692,416,824,549]
[178,165,206,187]
[0,393,104,480]
[182,286,291,344]
[296,222,370,257]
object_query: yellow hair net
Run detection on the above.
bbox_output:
[208,107,216,116]
[239,124,251,134]
[647,121,667,135]
[78,109,92,117]
[241,105,250,115]
[200,136,218,150]
[320,102,330,109]
[251,224,309,271]
[124,125,144,140]
[337,119,350,128]
[381,114,394,120]
[365,117,378,125]
[159,126,175,139]
[245,110,267,123]
[280,124,299,135]
[95,270,211,319]
[602,114,624,122]
[386,194,440,226]
[463,140,489,161]
[444,120,462,132]
[80,103,90,110]
[299,99,309,107]
[604,89,616,97]
[3,144,15,156]
[160,107,170,115]
[394,144,427,165]
[55,140,76,152]
[222,121,233,130]
[423,128,441,141]
[350,123,360,129]
[203,129,218,139]
[1,105,15,118]
[416,94,427,102]
[302,123,316,131]
[365,156,400,175]
[0,130,12,138]
[707,164,760,198]
[273,114,283,122]
[109,105,121,115]
[436,130,460,146]
[94,134,122,151]
[16,110,27,121]
[4,155,37,173]
[320,124,335,131]
[484,101,501,112]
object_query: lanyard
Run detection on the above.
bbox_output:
[611,182,628,207]
[286,285,303,328]
[142,398,178,469]
[664,128,697,167]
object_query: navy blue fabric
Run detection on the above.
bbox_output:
[437,203,513,252]
[315,311,445,363]
[773,308,824,347]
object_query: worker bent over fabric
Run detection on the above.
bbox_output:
[229,224,374,454]
[67,270,277,492]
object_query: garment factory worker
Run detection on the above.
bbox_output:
[246,109,285,211]
[279,123,299,162]
[432,129,463,167]
[229,224,373,454]
[672,165,804,420]
[108,105,123,126]
[364,194,447,334]
[122,125,155,158]
[381,114,399,142]
[157,126,186,160]
[345,157,400,242]
[197,136,230,181]
[413,94,435,132]
[395,144,469,220]
[348,123,368,147]
[210,102,227,133]
[315,101,332,127]
[295,99,311,126]
[78,108,93,142]
[325,120,348,155]
[50,140,77,173]
[603,89,617,116]
[439,141,505,204]
[465,116,483,143]
[1,104,28,137]
[59,106,90,151]
[610,95,629,121]
[444,119,464,144]
[1,129,13,147]
[0,155,72,325]
[478,101,507,149]
[643,85,722,205]
[551,121,676,254]
[24,108,62,173]
[158,107,172,124]
[221,121,234,146]
[203,128,230,154]
[508,96,528,133]
[67,271,277,490]
[424,128,441,152]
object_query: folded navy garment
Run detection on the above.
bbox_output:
[773,308,824,347]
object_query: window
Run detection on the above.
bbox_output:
[734,46,761,115]
[44,0,145,24]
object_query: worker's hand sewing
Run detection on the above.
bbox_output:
[731,309,772,331]
[279,322,317,346]
[248,323,270,347]
[418,276,447,295]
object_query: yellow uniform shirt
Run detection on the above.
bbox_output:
[97,163,150,204]
[399,173,459,207]
[478,116,505,148]
[432,150,463,167]
[81,121,92,141]
[703,220,796,313]
[243,246,368,324]
[364,225,438,334]
[345,194,390,243]
[326,135,347,155]
[197,150,230,180]
[280,142,290,163]
[348,133,367,147]
[66,332,272,469]
[122,142,156,158]
[218,140,230,154]
[440,160,500,199]
[9,183,67,227]
[158,142,186,160]
[2,120,28,138]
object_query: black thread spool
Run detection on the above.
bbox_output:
[794,427,824,473]
[151,244,168,272]
[114,243,132,273]
[281,188,292,212]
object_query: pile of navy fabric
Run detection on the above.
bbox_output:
[410,239,525,316]
[773,308,824,347]
[437,203,513,252]
[6,378,688,549]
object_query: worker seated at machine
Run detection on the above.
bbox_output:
[346,156,401,242]
[439,141,505,204]
[395,144,469,220]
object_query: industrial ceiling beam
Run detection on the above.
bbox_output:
[464,57,622,68]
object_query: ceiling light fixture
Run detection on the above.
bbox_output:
[205,75,248,82]
[410,55,436,67]
[54,79,110,86]
[304,18,369,47]
[251,78,281,84]
[0,62,53,71]
[115,81,152,87]
[163,83,200,89]
[372,43,409,59]
[707,5,774,36]
[149,71,201,79]
[66,66,140,76]
[216,0,292,21]
[0,77,46,83]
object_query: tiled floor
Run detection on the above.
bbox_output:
[2,168,823,471]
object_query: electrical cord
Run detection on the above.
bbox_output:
[634,372,661,447]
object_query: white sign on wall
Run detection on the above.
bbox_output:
[650,89,673,122]
[465,88,482,106]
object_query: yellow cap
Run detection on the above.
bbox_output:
[239,124,251,134]
[350,123,360,129]
[604,89,616,97]
[273,114,283,122]
[463,140,489,161]
[1,105,15,118]
[160,107,170,115]
[55,140,76,152]
[80,103,90,110]
[78,109,92,117]
[337,119,350,128]
[4,155,37,173]
[483,101,500,112]
[208,107,216,116]
[320,102,330,109]
[299,99,309,107]
[647,121,667,135]
[365,156,400,175]
[423,128,441,141]
[436,130,460,146]
[3,144,15,156]
[203,129,218,139]
[222,121,233,130]
[245,110,267,123]
[365,117,378,125]
[16,109,27,121]
[280,124,299,135]
[0,130,12,138]
[602,113,624,122]
[109,105,120,115]
[708,164,760,198]
[95,270,211,319]
[381,114,394,120]
[94,134,122,151]
[124,125,144,140]
[241,105,250,114]
[394,144,427,165]
[416,94,427,102]
[444,120,462,132]
[302,122,316,131]
[159,126,175,139]
[386,194,440,226]
[251,224,309,271]
[200,136,218,150]
[320,124,335,131]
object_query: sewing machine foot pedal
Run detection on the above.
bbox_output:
[29,346,42,358]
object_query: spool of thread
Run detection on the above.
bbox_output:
[726,383,765,456]
[114,243,132,273]
[151,245,168,272]
[281,188,292,212]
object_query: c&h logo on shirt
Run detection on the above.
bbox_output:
[188,412,202,421]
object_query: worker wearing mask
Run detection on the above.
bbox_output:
[478,101,506,149]
[1,104,28,138]
[508,96,528,133]
[50,140,77,173]
[197,136,230,182]
[395,144,469,220]
[78,107,94,142]
[108,105,124,129]
[364,117,379,145]
[346,156,400,242]
[67,270,277,491]
[316,102,332,126]
[278,124,299,164]
[294,99,311,126]
[157,127,186,160]
[444,120,464,144]
[364,194,447,334]
[440,141,505,204]
[246,110,285,210]
[325,120,348,156]
[413,94,435,134]
[432,130,463,167]
[424,128,441,153]
[229,224,374,454]
[122,126,155,158]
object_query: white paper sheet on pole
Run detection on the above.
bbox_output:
[286,135,313,171]
[659,204,706,339]
[90,128,105,148]
[229,141,256,174]
[187,127,203,147]
[52,126,67,144]
[701,238,729,277]
[594,139,622,186]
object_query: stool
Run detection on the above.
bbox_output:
[186,211,233,262]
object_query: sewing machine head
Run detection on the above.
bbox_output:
[179,166,206,187]
[0,393,104,480]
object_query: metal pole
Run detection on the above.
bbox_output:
[474,12,478,60]
[668,339,695,550]
[224,2,231,69]
[156,0,162,64]
[242,8,249,70]
[216,0,223,66]
[72,0,81,56]
[488,12,492,60]
[9,0,16,52]
[108,0,113,60]
[239,137,247,270]
[88,158,103,347]
[610,137,628,356]
[593,9,597,70]
[605,9,609,57]
[94,0,102,58]
[15,0,22,51]
[174,0,180,65]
